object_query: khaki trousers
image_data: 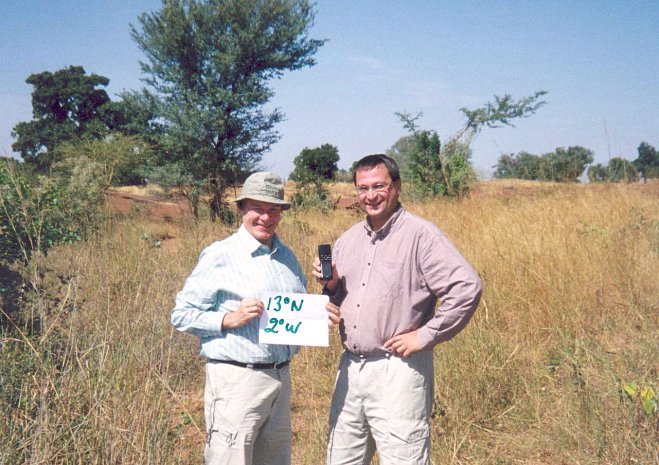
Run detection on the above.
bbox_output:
[327,351,433,465]
[204,362,292,465]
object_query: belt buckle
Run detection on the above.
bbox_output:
[246,363,254,369]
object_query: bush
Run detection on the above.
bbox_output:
[290,179,334,212]
[405,130,477,199]
[1,157,108,322]
[0,160,80,264]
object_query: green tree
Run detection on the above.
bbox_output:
[461,91,548,132]
[396,91,546,197]
[11,66,116,171]
[634,142,659,182]
[588,158,639,183]
[385,134,415,179]
[544,146,594,182]
[587,163,609,182]
[397,123,476,198]
[53,134,152,187]
[493,151,545,180]
[607,157,639,182]
[289,144,338,212]
[493,153,516,179]
[290,144,340,182]
[495,146,593,182]
[103,90,163,145]
[334,168,353,183]
[131,0,325,219]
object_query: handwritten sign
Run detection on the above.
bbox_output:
[258,292,329,347]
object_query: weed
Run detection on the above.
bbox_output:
[1,180,657,464]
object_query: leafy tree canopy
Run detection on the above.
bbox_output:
[493,151,544,180]
[494,146,593,182]
[290,143,340,182]
[461,91,548,131]
[587,163,609,183]
[394,91,546,198]
[53,134,153,187]
[607,157,639,183]
[11,66,117,170]
[588,157,639,183]
[131,0,325,218]
[634,142,658,181]
[545,146,594,182]
[385,134,415,179]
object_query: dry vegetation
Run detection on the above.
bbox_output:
[2,180,657,464]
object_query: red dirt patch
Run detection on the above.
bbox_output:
[106,190,192,220]
[335,196,360,210]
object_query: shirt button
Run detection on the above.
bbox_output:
[362,283,365,286]
[357,304,360,307]
[353,344,357,349]
[367,262,371,266]
[353,325,357,329]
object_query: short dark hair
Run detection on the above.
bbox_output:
[352,154,400,184]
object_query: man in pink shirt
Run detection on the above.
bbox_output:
[313,154,482,465]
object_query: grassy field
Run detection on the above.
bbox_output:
[1,180,657,464]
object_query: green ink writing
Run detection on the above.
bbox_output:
[264,295,306,336]
[265,318,302,334]
[267,296,282,312]
[285,321,302,334]
[265,317,286,333]
[267,295,303,312]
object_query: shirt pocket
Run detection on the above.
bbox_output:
[379,261,405,300]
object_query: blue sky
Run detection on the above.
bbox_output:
[1,0,657,179]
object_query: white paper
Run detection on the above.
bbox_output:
[258,292,330,347]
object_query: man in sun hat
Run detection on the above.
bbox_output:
[172,171,340,465]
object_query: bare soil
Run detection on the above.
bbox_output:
[106,187,192,220]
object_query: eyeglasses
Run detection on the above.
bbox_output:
[356,183,391,196]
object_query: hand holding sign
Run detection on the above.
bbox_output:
[258,292,330,346]
[222,298,263,329]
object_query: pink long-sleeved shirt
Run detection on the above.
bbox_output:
[330,205,482,355]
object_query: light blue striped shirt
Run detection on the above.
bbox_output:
[171,225,307,364]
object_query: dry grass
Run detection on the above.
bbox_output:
[2,180,657,464]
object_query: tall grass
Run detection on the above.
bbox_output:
[1,181,657,464]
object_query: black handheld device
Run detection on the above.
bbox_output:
[318,244,333,280]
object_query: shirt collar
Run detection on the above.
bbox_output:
[237,224,281,256]
[364,203,405,241]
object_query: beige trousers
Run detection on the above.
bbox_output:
[204,362,292,465]
[327,351,434,465]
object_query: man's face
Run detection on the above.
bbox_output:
[355,163,401,230]
[239,199,282,246]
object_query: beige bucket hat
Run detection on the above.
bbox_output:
[233,172,291,210]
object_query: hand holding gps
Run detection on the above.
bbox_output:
[318,244,333,281]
